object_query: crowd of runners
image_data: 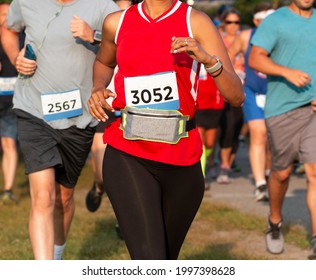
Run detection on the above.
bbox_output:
[0,0,315,260]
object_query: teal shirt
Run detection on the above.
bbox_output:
[251,7,316,118]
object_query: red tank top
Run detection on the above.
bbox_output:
[197,67,224,110]
[103,0,202,165]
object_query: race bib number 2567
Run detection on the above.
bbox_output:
[41,88,83,121]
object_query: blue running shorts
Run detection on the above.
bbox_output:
[243,86,265,122]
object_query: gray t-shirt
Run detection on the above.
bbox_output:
[7,0,119,129]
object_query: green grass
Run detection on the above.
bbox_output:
[0,159,310,260]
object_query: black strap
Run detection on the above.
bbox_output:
[186,117,196,132]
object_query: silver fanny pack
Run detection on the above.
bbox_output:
[120,107,192,144]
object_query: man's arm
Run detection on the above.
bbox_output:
[2,27,37,76]
[0,3,20,66]
[249,45,311,88]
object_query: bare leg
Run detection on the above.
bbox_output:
[268,165,293,224]
[90,132,106,191]
[220,147,233,169]
[204,128,217,150]
[1,137,18,191]
[248,119,268,184]
[54,184,75,245]
[239,122,249,141]
[29,169,56,259]
[265,141,272,174]
[304,163,316,236]
[229,152,237,168]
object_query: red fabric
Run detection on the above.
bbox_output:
[197,74,224,110]
[103,1,202,166]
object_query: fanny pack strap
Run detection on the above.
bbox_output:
[186,117,196,132]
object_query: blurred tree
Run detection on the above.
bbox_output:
[232,0,290,27]
[194,0,292,28]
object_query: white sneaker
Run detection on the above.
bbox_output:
[216,168,231,184]
[265,218,284,254]
[254,184,269,201]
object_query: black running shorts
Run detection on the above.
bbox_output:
[15,109,95,188]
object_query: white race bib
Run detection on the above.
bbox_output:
[256,71,267,79]
[0,77,17,95]
[41,88,82,121]
[256,94,266,109]
[124,71,179,110]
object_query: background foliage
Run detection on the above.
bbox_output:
[194,0,291,28]
[233,0,289,26]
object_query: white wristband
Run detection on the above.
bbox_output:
[204,56,223,75]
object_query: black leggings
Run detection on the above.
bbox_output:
[219,103,243,153]
[103,146,205,260]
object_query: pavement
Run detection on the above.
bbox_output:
[201,141,311,259]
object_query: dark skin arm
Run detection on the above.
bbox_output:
[171,9,244,107]
[88,11,121,122]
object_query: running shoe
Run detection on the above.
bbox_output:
[254,184,269,202]
[216,168,231,184]
[0,191,18,205]
[85,182,103,212]
[265,218,284,254]
[294,163,305,175]
[308,236,316,260]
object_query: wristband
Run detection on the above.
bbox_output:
[210,66,223,78]
[92,30,102,45]
[204,56,223,75]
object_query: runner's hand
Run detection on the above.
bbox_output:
[170,36,219,70]
[70,15,94,43]
[88,87,116,122]
[283,68,311,88]
[15,47,37,76]
[312,100,316,112]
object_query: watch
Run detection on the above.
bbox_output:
[204,56,223,75]
[92,30,102,45]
